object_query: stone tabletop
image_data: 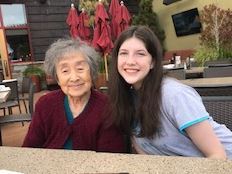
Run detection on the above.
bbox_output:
[0,147,231,174]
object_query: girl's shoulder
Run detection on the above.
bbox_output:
[162,77,196,94]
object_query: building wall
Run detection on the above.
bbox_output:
[153,0,232,51]
[24,0,138,62]
[25,0,70,61]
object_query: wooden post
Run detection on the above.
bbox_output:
[104,53,108,81]
[0,29,12,80]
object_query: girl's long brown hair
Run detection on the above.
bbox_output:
[108,26,163,138]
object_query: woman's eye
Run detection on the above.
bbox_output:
[77,67,84,71]
[61,69,68,73]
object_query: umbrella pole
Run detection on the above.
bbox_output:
[104,53,109,81]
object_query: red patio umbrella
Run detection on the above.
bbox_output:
[109,0,120,40]
[66,4,79,38]
[92,1,113,80]
[115,1,131,38]
[78,8,91,43]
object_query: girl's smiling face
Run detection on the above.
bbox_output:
[117,37,153,90]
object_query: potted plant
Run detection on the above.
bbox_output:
[22,65,45,92]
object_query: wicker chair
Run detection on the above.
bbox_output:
[0,83,35,146]
[202,96,232,131]
[195,86,232,96]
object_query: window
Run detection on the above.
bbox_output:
[1,4,27,27]
[5,29,31,61]
[0,4,32,62]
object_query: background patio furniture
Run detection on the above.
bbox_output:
[166,69,186,80]
[181,77,232,96]
[203,66,232,78]
[185,67,204,79]
[204,60,232,67]
[0,83,34,146]
[19,77,33,113]
[0,71,4,82]
[0,79,21,115]
[195,87,232,96]
[202,96,232,131]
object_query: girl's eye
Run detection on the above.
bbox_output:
[119,52,128,56]
[136,52,146,56]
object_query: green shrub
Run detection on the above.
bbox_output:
[194,47,232,66]
[194,47,218,66]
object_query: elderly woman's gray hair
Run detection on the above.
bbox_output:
[44,38,100,81]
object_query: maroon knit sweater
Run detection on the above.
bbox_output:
[22,89,125,153]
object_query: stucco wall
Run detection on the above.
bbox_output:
[153,0,232,51]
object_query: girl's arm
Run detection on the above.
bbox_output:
[185,120,227,159]
[131,136,147,154]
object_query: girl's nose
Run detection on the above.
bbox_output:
[126,54,135,65]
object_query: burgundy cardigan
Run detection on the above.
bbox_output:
[22,89,125,153]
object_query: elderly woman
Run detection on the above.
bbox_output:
[22,38,125,152]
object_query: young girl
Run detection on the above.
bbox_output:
[108,25,232,159]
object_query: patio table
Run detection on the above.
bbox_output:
[180,77,232,96]
[163,64,204,79]
[185,67,204,78]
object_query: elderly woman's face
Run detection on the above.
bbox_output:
[56,52,92,99]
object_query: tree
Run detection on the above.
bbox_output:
[194,4,232,65]
[132,0,165,49]
[199,4,232,58]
